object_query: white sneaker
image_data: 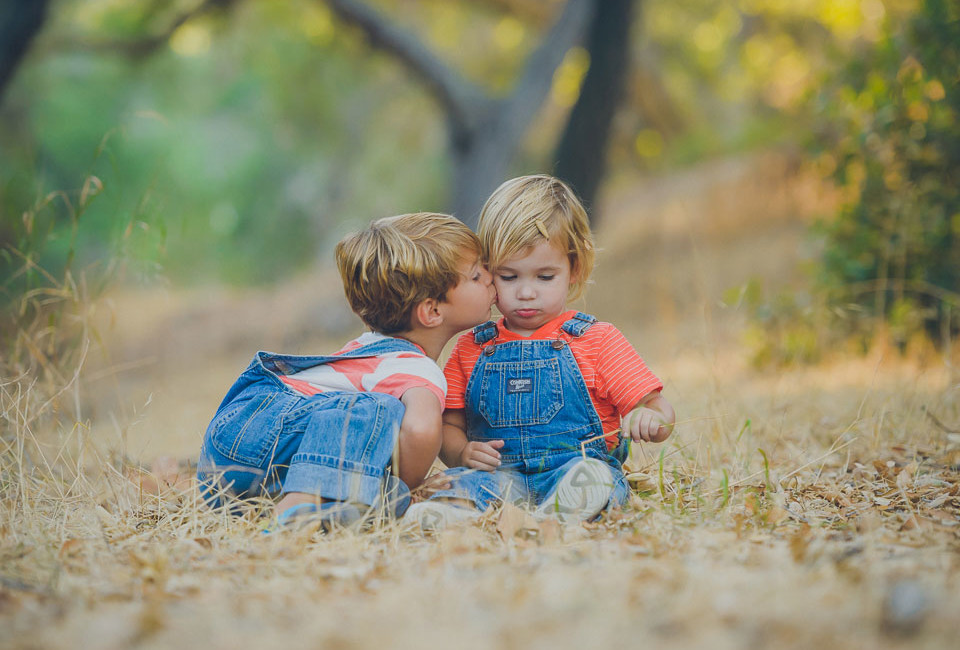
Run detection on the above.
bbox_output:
[536,459,613,523]
[403,501,480,532]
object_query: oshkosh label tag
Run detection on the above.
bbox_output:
[507,377,533,393]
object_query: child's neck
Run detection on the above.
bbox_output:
[393,328,446,362]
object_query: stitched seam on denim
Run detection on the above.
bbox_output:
[210,393,282,465]
[333,393,358,480]
[371,395,388,461]
[288,454,384,476]
[522,423,595,439]
[558,344,606,446]
[231,392,277,460]
[284,392,342,421]
[467,339,607,469]
[258,338,422,383]
[477,358,563,427]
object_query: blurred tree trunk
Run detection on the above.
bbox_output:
[325,0,595,228]
[553,0,635,224]
[0,0,49,104]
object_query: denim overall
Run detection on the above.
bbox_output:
[436,312,630,511]
[197,336,416,514]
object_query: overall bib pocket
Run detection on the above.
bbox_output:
[477,358,564,428]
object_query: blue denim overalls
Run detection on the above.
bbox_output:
[435,312,630,511]
[197,336,417,514]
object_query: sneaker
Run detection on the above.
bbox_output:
[264,501,364,534]
[535,459,613,523]
[403,501,480,532]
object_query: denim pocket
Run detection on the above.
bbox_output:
[208,391,285,466]
[477,358,563,428]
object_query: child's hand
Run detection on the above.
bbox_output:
[459,439,504,471]
[622,406,673,443]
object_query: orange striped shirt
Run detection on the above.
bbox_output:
[443,310,662,449]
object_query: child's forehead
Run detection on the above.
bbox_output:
[459,254,482,270]
[495,239,569,268]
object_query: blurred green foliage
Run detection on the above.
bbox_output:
[1,0,952,312]
[811,0,959,345]
[1,1,449,289]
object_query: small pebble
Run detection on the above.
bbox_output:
[882,580,929,635]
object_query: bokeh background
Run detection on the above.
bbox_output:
[2,0,953,284]
[3,5,960,649]
[1,0,958,455]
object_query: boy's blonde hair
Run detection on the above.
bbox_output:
[336,212,480,334]
[478,174,595,300]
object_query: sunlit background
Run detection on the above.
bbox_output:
[1,0,957,356]
[2,6,959,646]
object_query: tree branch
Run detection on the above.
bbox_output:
[0,0,50,103]
[323,0,489,136]
[554,0,634,218]
[496,0,593,144]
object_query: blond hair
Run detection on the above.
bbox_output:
[478,175,595,300]
[335,212,480,334]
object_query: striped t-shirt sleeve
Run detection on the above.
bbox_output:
[441,335,474,410]
[594,326,663,416]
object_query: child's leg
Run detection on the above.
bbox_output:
[197,442,273,510]
[532,456,628,522]
[419,466,512,513]
[403,466,519,531]
[279,391,407,512]
[197,384,294,509]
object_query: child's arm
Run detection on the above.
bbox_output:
[440,409,503,471]
[397,387,445,489]
[622,391,676,443]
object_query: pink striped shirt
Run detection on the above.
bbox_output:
[281,332,446,408]
[443,311,662,449]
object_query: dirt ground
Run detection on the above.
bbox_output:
[2,154,959,650]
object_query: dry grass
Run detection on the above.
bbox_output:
[3,155,959,649]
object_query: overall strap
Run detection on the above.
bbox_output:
[561,311,597,337]
[473,320,499,345]
[259,335,423,375]
[338,336,422,358]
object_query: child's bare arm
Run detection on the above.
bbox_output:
[441,409,503,471]
[622,391,676,443]
[397,387,444,489]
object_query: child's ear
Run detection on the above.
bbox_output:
[569,258,581,286]
[414,298,443,329]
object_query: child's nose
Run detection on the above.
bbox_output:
[517,283,536,299]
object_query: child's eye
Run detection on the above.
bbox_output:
[472,273,482,281]
[498,274,517,282]
[538,274,555,281]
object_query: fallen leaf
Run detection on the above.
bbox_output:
[896,470,912,491]
[496,503,528,541]
[899,514,922,531]
[58,538,85,559]
[495,504,560,543]
[788,525,811,562]
[765,505,790,525]
[537,517,562,544]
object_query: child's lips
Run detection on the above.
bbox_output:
[516,309,538,318]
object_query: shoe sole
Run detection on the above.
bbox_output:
[536,459,613,523]
[265,502,364,534]
[405,501,478,532]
